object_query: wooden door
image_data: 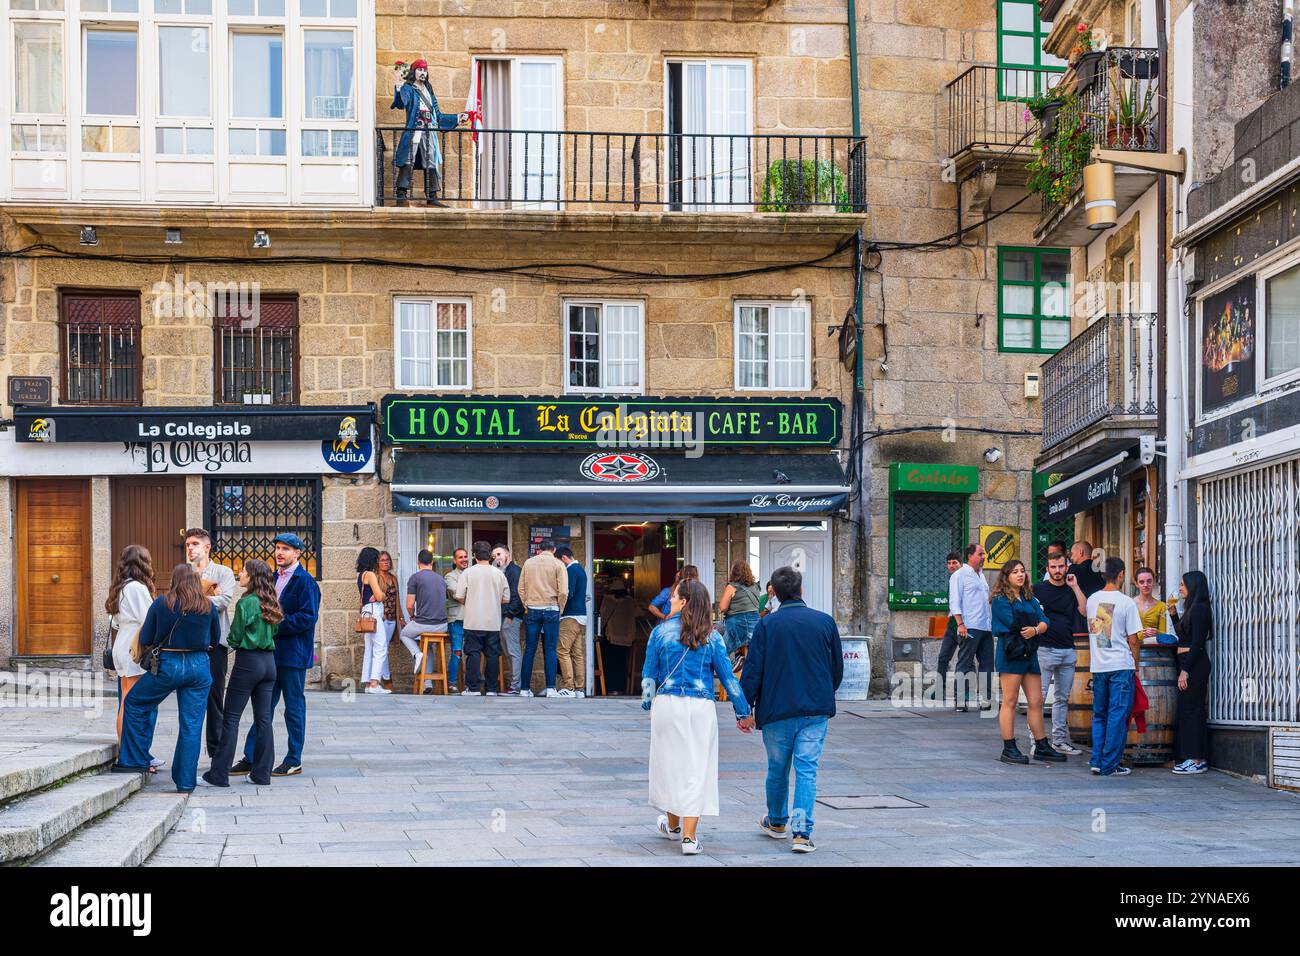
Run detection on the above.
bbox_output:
[16,479,93,656]
[110,477,188,594]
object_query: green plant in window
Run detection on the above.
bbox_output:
[759,160,852,213]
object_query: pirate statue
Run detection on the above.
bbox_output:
[390,59,465,206]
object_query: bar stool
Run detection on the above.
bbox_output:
[413,632,449,695]
[593,641,607,697]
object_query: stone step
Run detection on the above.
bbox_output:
[0,771,142,863]
[33,790,188,867]
[0,740,118,804]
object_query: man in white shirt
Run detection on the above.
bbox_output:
[454,541,510,696]
[185,528,237,758]
[1086,557,1143,777]
[947,543,993,712]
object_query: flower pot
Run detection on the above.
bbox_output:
[1118,54,1158,80]
[1039,102,1063,139]
[1073,51,1105,93]
[1106,125,1149,149]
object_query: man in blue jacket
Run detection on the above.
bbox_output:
[740,565,842,854]
[231,533,321,778]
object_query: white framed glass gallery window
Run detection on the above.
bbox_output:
[393,297,473,391]
[564,300,645,394]
[735,300,811,391]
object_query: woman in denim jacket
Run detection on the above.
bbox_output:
[642,578,752,855]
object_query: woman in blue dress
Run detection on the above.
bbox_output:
[991,560,1064,766]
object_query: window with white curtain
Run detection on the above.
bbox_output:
[394,298,472,390]
[565,301,644,393]
[735,301,810,391]
[14,21,64,115]
[302,29,352,119]
[1265,260,1300,382]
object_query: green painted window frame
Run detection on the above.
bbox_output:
[1031,497,1075,580]
[996,0,1065,100]
[887,491,969,612]
[997,245,1073,354]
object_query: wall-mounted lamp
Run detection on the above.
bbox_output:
[252,230,271,249]
[79,226,98,246]
[983,447,1002,464]
[1083,146,1187,231]
[164,228,182,245]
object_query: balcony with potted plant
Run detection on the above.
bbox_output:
[1026,42,1163,246]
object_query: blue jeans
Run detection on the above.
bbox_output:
[118,652,212,792]
[521,608,560,691]
[243,665,307,768]
[762,715,829,838]
[724,611,759,657]
[1091,669,1134,775]
[118,676,160,764]
[447,620,464,684]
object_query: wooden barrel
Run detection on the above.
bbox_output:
[1125,646,1177,765]
[1068,637,1093,746]
[1067,640,1177,764]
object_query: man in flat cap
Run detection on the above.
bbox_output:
[230,533,321,778]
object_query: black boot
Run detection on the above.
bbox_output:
[999,739,1029,765]
[1033,737,1068,762]
[425,168,448,207]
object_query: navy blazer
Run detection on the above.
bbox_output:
[274,564,322,670]
[740,600,843,729]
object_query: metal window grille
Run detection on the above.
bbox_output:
[1033,500,1074,579]
[203,477,322,579]
[214,296,298,406]
[1200,459,1300,726]
[892,495,965,599]
[60,293,141,404]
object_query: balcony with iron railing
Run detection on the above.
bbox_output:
[1039,312,1158,465]
[1032,47,1163,246]
[374,127,867,213]
[946,64,1064,176]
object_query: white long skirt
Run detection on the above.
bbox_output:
[648,695,719,818]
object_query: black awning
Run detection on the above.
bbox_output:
[1041,447,1146,519]
[391,450,850,515]
[15,405,374,443]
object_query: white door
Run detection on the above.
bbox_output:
[510,58,562,209]
[678,60,751,210]
[686,518,717,598]
[752,527,832,614]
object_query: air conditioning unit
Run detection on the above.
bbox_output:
[1269,726,1300,792]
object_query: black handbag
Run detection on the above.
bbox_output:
[102,617,118,671]
[143,613,185,677]
[1002,608,1040,661]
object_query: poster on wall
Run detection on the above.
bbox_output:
[528,525,571,556]
[1201,277,1256,414]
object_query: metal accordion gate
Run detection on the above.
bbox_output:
[1198,458,1300,726]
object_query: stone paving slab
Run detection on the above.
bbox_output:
[5,690,1300,866]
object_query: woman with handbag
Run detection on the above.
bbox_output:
[642,578,753,856]
[990,560,1062,766]
[105,545,156,748]
[1168,570,1213,775]
[356,547,390,694]
[203,559,282,787]
[112,564,220,793]
[376,550,403,688]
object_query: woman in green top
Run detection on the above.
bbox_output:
[203,559,283,788]
[719,560,762,661]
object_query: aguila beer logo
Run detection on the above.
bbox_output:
[321,416,372,474]
[579,452,660,483]
[28,417,54,442]
[333,416,360,452]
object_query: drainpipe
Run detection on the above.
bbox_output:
[1284,0,1294,88]
[1155,0,1170,582]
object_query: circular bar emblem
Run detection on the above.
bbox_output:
[579,452,660,483]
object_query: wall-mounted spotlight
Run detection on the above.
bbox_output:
[79,226,98,246]
[252,230,271,249]
[983,447,1003,464]
[165,228,182,245]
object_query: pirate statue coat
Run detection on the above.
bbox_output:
[390,59,460,202]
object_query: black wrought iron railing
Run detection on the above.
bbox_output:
[1040,312,1158,450]
[1077,47,1162,153]
[946,64,1064,158]
[374,127,867,212]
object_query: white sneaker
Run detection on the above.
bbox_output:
[574,691,586,699]
[485,691,498,697]
[656,814,681,840]
[556,688,576,698]
[543,688,561,698]
[681,837,702,856]
[519,689,534,698]
[412,651,423,674]
[1052,741,1083,756]
[366,685,392,695]
[150,757,166,770]
[461,689,479,696]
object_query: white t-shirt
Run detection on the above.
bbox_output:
[1086,588,1142,673]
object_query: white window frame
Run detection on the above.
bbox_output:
[80,21,140,155]
[733,299,812,392]
[392,296,474,392]
[662,56,754,212]
[1260,252,1300,392]
[562,298,645,396]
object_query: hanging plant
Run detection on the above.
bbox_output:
[1025,92,1094,206]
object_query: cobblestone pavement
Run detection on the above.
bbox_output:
[8,689,1300,866]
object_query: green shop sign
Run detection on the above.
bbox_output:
[381,394,843,447]
[889,461,979,495]
[1033,469,1065,497]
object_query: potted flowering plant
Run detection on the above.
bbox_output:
[1069,22,1109,92]
[1023,86,1066,139]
